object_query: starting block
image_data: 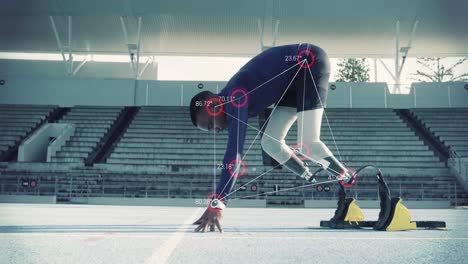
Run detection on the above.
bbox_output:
[320,165,446,231]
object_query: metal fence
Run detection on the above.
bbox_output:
[0,172,461,205]
[448,149,468,199]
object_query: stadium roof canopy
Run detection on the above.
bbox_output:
[0,0,467,58]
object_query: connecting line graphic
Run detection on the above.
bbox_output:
[299,44,310,149]
[217,97,243,197]
[221,163,283,200]
[213,86,218,194]
[220,109,344,177]
[222,143,344,200]
[239,60,305,162]
[215,109,346,201]
[228,178,340,201]
[215,62,302,108]
[300,66,306,149]
[217,61,306,197]
[232,96,241,193]
[212,50,349,201]
[306,65,344,162]
[213,110,216,194]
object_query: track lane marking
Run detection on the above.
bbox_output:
[144,208,201,264]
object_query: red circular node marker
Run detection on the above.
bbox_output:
[250,184,257,192]
[297,50,315,69]
[227,159,247,178]
[206,193,224,213]
[292,143,311,161]
[205,97,224,117]
[230,88,248,108]
[339,169,358,188]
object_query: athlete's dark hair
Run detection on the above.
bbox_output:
[190,91,214,127]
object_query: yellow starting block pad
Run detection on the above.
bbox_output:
[319,165,447,231]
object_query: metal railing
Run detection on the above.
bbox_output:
[305,181,457,202]
[448,149,468,195]
[0,173,461,204]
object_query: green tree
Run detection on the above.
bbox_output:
[413,57,468,82]
[335,58,370,82]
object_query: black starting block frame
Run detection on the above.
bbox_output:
[320,165,447,231]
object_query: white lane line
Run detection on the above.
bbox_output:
[1,233,466,241]
[144,208,201,264]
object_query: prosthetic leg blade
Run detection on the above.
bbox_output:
[373,171,392,230]
[319,165,447,231]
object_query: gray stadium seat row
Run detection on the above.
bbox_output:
[50,106,124,163]
[0,104,55,157]
[412,108,468,157]
[1,105,467,206]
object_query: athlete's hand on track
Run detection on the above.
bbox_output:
[193,208,224,233]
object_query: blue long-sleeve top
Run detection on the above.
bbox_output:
[215,44,314,202]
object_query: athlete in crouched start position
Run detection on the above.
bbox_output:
[189,43,354,233]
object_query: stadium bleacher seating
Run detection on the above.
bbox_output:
[0,104,55,156]
[0,104,467,206]
[50,106,123,163]
[412,108,468,157]
[258,108,457,205]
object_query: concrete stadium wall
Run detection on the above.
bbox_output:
[410,82,468,108]
[0,76,135,107]
[18,123,75,162]
[134,80,226,106]
[0,195,56,204]
[0,75,467,108]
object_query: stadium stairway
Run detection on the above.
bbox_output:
[411,108,468,157]
[85,106,139,166]
[50,106,124,164]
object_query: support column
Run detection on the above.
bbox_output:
[49,15,88,76]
